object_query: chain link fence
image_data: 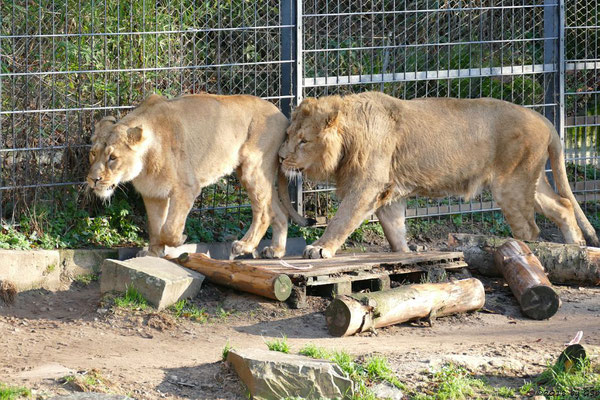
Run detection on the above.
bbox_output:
[0,1,598,237]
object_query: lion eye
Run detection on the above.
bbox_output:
[299,139,307,145]
[109,154,117,161]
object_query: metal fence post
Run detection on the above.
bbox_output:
[280,0,303,214]
[544,0,561,188]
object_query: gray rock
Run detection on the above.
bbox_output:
[100,257,204,310]
[227,348,354,400]
[372,382,404,400]
[0,249,61,291]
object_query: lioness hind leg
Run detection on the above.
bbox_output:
[231,165,274,259]
[260,189,288,259]
[492,179,540,241]
[534,173,585,244]
[375,199,410,252]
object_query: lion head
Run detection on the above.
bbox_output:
[279,97,344,181]
[86,116,149,199]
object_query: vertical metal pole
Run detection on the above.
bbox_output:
[558,0,565,148]
[544,0,561,188]
[281,0,303,214]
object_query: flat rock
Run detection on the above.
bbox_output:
[372,382,404,400]
[18,363,74,381]
[227,348,353,400]
[0,249,61,291]
[100,257,204,310]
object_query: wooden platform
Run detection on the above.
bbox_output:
[242,251,468,308]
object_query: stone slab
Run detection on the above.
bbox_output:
[100,257,204,310]
[50,395,132,400]
[118,237,308,261]
[59,248,118,278]
[0,249,62,291]
[227,348,353,400]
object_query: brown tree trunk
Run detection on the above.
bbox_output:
[324,278,485,337]
[448,233,600,285]
[173,253,293,301]
[494,239,560,320]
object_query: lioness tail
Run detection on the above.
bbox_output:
[548,131,600,246]
[277,170,317,227]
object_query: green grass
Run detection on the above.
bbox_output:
[74,273,99,285]
[222,342,234,362]
[265,335,290,354]
[0,383,30,400]
[113,285,148,310]
[520,356,600,400]
[298,345,404,399]
[169,299,207,323]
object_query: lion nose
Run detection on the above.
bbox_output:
[88,176,101,186]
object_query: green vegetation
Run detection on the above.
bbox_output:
[0,383,30,400]
[299,344,405,399]
[264,335,290,354]
[113,285,148,310]
[74,273,99,285]
[518,356,600,400]
[169,299,208,323]
[222,342,234,362]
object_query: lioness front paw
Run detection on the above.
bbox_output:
[160,231,187,248]
[303,245,333,259]
[260,246,285,259]
[137,245,165,258]
[230,240,259,260]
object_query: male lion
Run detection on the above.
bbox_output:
[87,93,311,258]
[279,91,599,259]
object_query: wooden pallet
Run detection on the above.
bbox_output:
[242,251,468,308]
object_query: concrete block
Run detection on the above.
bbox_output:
[100,257,204,310]
[227,348,353,400]
[118,237,307,261]
[59,248,118,278]
[0,249,62,291]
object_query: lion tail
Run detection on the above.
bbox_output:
[277,170,316,227]
[548,131,599,246]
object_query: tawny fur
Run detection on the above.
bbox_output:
[279,91,599,259]
[87,93,309,259]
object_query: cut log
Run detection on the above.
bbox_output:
[174,253,292,301]
[324,278,485,337]
[558,344,600,371]
[448,233,600,285]
[494,239,560,320]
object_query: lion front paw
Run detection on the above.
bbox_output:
[302,245,333,259]
[230,240,259,260]
[260,246,285,259]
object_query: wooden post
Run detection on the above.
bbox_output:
[324,278,485,337]
[494,239,560,320]
[174,253,293,301]
[448,233,600,285]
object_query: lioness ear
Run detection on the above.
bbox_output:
[126,126,144,146]
[95,115,116,131]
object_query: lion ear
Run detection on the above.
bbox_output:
[325,110,341,129]
[300,97,317,116]
[126,126,144,146]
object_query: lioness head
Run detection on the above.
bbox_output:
[279,97,344,181]
[86,116,149,199]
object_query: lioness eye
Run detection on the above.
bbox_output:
[109,154,117,161]
[299,139,307,145]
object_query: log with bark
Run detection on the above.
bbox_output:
[324,278,485,337]
[494,239,560,320]
[448,233,600,285]
[173,253,293,301]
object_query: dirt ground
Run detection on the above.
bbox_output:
[1,234,600,399]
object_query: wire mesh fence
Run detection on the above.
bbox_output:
[0,0,598,238]
[0,0,295,233]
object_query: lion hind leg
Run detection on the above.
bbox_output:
[375,198,410,252]
[534,173,585,245]
[493,179,540,242]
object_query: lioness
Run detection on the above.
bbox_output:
[279,91,599,259]
[87,93,311,258]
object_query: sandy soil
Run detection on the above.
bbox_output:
[1,244,600,399]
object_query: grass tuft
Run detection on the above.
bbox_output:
[113,285,148,310]
[265,335,290,353]
[170,299,208,323]
[0,383,31,400]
